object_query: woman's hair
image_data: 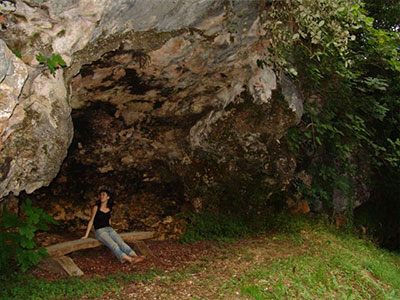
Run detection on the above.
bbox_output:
[99,189,112,197]
[96,189,114,209]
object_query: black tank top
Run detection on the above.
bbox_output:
[93,207,111,230]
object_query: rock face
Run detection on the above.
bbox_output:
[0,39,73,199]
[0,0,303,232]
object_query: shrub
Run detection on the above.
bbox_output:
[0,199,58,273]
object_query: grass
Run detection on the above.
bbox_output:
[213,219,400,300]
[2,215,400,299]
[180,212,249,243]
[0,269,161,300]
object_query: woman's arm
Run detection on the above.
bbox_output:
[81,206,98,239]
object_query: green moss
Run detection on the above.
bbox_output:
[31,32,40,40]
[41,144,48,155]
[29,32,41,46]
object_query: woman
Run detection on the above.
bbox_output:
[82,189,144,263]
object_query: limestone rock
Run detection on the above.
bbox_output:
[280,73,304,121]
[0,39,73,197]
[0,0,306,232]
[0,39,28,136]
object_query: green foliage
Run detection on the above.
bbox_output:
[266,0,367,75]
[12,49,22,59]
[364,0,400,30]
[264,0,400,228]
[35,52,66,75]
[0,199,58,273]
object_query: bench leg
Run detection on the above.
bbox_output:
[39,256,84,277]
[133,240,159,263]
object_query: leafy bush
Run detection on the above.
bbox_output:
[264,0,400,225]
[35,52,66,75]
[0,199,58,273]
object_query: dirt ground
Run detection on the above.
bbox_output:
[26,228,329,300]
[30,232,278,300]
[32,237,220,281]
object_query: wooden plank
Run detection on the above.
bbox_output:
[39,257,68,275]
[46,231,154,257]
[119,231,155,243]
[38,256,84,277]
[46,238,100,257]
[55,256,84,276]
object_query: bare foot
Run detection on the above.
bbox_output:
[121,254,134,263]
[132,256,145,263]
[129,252,138,257]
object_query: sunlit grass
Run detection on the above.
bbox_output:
[220,229,400,299]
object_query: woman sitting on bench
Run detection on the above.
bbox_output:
[82,189,144,264]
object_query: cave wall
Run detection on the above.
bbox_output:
[0,0,304,235]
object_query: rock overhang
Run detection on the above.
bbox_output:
[0,0,303,225]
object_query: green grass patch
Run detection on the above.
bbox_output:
[180,211,328,244]
[0,268,161,300]
[180,212,249,243]
[219,229,400,299]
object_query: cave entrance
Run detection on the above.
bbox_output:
[23,47,197,241]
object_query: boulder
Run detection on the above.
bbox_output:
[0,39,73,198]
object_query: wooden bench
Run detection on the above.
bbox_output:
[39,231,155,277]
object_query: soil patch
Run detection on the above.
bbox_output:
[31,239,220,281]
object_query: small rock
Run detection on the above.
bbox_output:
[163,216,173,224]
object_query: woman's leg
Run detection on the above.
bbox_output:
[108,227,138,257]
[95,227,127,263]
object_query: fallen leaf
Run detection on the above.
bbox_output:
[0,15,6,25]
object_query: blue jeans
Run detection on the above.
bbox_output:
[95,227,136,263]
